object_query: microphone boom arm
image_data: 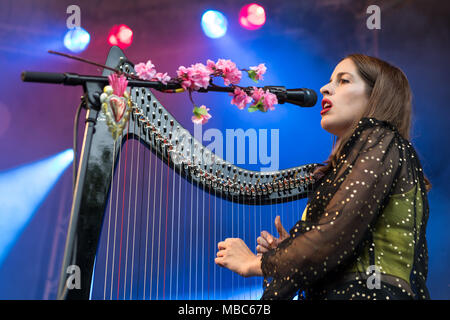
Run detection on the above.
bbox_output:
[21,71,317,108]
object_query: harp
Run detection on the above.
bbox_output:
[23,47,320,300]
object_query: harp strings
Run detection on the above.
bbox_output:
[96,117,311,300]
[143,123,153,299]
[103,138,117,299]
[123,120,135,300]
[149,122,159,298]
[169,140,176,299]
[136,121,147,299]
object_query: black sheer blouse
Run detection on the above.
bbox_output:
[261,117,430,300]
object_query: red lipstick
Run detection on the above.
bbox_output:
[321,98,333,115]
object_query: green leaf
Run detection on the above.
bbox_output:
[247,70,258,83]
[193,106,208,116]
[249,99,264,113]
[258,103,267,112]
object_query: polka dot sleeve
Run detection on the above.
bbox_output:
[261,118,404,299]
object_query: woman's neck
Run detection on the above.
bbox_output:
[332,136,341,153]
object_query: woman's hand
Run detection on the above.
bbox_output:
[215,238,263,277]
[256,216,289,254]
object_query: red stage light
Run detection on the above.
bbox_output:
[108,24,133,49]
[239,3,266,30]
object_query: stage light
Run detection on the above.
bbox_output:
[108,24,133,49]
[239,3,266,30]
[64,27,90,53]
[201,10,228,39]
[0,149,73,266]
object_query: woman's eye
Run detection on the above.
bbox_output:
[339,78,350,84]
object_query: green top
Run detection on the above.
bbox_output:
[345,183,423,285]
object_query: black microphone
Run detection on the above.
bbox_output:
[22,71,318,108]
[263,86,317,107]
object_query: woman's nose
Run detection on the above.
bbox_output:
[320,83,332,96]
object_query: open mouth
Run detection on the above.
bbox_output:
[321,98,333,115]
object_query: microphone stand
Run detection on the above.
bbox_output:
[21,71,316,108]
[24,49,317,108]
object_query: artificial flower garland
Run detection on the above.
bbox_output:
[108,58,278,125]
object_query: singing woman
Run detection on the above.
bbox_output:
[214,53,431,300]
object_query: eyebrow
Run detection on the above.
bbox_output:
[329,72,353,83]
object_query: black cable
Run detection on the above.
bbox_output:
[73,96,86,193]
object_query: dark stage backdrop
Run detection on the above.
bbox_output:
[0,0,448,299]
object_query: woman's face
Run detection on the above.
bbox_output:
[320,58,370,138]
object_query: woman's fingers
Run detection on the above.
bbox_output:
[261,231,276,246]
[256,217,290,254]
[216,249,225,257]
[257,234,269,247]
[216,241,227,266]
[256,231,278,254]
[275,216,289,240]
[256,244,268,254]
[214,238,259,277]
[214,256,225,267]
[217,241,227,250]
[262,231,279,248]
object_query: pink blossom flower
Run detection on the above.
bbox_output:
[153,72,171,85]
[191,105,212,125]
[108,73,128,97]
[190,63,212,89]
[262,90,278,111]
[176,66,193,89]
[249,63,267,81]
[135,60,157,80]
[249,87,278,112]
[206,59,216,73]
[230,87,252,110]
[215,59,242,86]
[177,63,212,90]
[251,86,265,102]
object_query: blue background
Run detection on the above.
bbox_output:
[0,0,448,299]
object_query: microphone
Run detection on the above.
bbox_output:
[22,71,318,108]
[263,86,317,108]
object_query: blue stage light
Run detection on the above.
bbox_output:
[64,27,90,52]
[201,10,228,39]
[0,149,74,265]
